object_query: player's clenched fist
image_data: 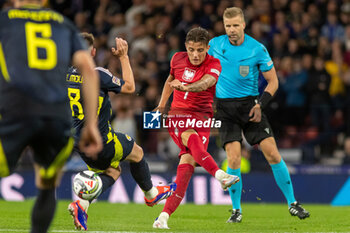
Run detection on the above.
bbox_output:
[169,79,185,91]
[111,37,128,58]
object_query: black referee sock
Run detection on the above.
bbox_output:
[130,157,153,192]
[99,173,116,194]
[31,188,56,233]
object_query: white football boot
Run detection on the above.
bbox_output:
[153,212,170,229]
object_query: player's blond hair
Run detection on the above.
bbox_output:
[223,7,245,22]
[80,32,95,47]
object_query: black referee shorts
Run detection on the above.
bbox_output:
[216,96,274,148]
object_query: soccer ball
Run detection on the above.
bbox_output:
[73,170,103,200]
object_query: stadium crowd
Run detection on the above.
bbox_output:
[2,0,350,167]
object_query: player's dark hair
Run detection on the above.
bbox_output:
[80,32,94,47]
[185,27,209,45]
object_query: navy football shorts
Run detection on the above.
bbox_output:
[77,131,134,172]
[0,117,73,178]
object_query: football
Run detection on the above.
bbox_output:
[73,170,103,200]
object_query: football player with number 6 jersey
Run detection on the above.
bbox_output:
[0,1,102,232]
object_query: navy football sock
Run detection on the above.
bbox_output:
[31,188,56,233]
[130,157,153,192]
[99,173,116,194]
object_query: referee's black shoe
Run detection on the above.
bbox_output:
[289,201,310,219]
[226,209,242,223]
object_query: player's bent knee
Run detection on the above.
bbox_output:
[34,164,63,189]
[179,153,197,167]
[104,166,121,181]
[181,129,198,147]
[126,143,144,163]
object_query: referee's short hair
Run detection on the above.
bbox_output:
[185,27,209,45]
[223,7,245,21]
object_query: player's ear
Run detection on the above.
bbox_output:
[206,44,210,52]
[91,47,96,57]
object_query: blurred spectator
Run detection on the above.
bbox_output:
[344,25,350,66]
[270,33,286,58]
[125,0,147,28]
[307,3,322,27]
[286,38,301,57]
[107,13,131,47]
[317,36,332,59]
[306,56,331,133]
[200,2,216,29]
[167,33,181,60]
[340,0,350,25]
[270,11,291,41]
[74,11,92,32]
[111,95,137,140]
[302,53,313,72]
[212,20,225,37]
[303,26,319,54]
[176,5,196,42]
[281,58,308,126]
[321,13,345,43]
[325,41,347,110]
[286,0,303,23]
[130,24,153,56]
[250,20,269,46]
[156,43,171,86]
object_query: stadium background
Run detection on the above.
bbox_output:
[0,0,350,205]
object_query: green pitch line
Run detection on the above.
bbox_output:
[0,200,349,232]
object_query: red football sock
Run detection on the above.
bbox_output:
[187,134,219,177]
[163,164,194,216]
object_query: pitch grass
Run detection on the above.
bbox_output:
[0,200,349,232]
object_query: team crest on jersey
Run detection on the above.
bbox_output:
[125,134,132,141]
[239,65,249,77]
[182,68,196,82]
[112,77,121,86]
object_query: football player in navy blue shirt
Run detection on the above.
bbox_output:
[67,33,176,230]
[0,1,102,232]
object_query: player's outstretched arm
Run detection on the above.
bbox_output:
[169,74,216,92]
[155,74,175,112]
[111,38,135,94]
[73,50,102,158]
